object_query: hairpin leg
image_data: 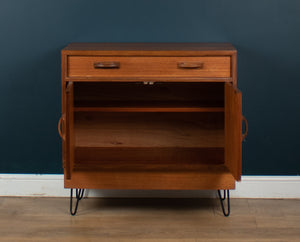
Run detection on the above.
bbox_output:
[70,188,85,216]
[218,190,230,217]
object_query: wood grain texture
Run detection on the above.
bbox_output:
[67,56,231,79]
[65,76,233,82]
[65,82,74,179]
[74,147,224,170]
[74,112,224,148]
[62,42,236,56]
[61,54,67,171]
[225,83,242,181]
[231,50,237,86]
[64,167,235,190]
[63,42,236,51]
[74,106,224,112]
[1,198,299,242]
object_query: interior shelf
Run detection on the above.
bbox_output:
[74,112,224,148]
[73,159,227,172]
[73,112,224,172]
[74,101,224,112]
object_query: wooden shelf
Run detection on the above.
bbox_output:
[73,160,226,172]
[74,112,224,148]
[74,106,224,112]
[74,100,224,112]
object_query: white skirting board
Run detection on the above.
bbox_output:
[0,174,299,198]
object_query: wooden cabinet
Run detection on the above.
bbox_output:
[59,43,247,215]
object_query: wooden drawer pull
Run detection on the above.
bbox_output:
[94,61,120,69]
[58,116,65,140]
[177,62,203,69]
[242,116,248,141]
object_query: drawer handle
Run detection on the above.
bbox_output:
[94,61,120,69]
[58,116,65,140]
[177,62,204,69]
[242,115,248,141]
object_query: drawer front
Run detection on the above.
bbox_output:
[67,56,231,78]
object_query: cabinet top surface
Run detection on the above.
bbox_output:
[62,43,236,54]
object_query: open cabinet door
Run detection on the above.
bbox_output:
[65,82,74,180]
[225,83,242,181]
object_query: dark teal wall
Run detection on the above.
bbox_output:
[0,0,299,174]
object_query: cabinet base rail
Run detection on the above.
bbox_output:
[218,189,230,216]
[70,188,85,216]
[69,189,231,216]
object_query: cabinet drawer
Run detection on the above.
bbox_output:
[67,56,231,79]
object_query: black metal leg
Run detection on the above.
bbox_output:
[218,190,230,217]
[70,188,85,216]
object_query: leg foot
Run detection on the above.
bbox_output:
[70,189,85,216]
[217,190,230,217]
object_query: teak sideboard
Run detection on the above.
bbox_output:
[59,43,247,216]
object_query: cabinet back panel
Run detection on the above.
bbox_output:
[74,82,224,108]
[74,147,224,172]
[74,112,224,148]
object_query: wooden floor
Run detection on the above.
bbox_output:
[0,197,299,241]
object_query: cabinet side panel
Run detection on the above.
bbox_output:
[65,82,74,180]
[231,52,237,87]
[61,54,67,173]
[225,83,242,180]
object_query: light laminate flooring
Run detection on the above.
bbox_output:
[0,197,299,241]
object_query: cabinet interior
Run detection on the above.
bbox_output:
[73,82,224,111]
[72,82,226,172]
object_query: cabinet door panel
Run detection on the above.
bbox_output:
[65,82,74,179]
[225,83,242,180]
